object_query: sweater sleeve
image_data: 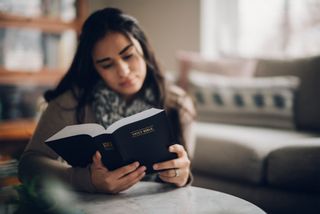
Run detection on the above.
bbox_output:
[167,85,197,186]
[178,95,196,186]
[167,85,197,158]
[18,94,96,192]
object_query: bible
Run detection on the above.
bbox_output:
[45,108,177,174]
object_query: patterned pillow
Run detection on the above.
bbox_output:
[188,72,300,129]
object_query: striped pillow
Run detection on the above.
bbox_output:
[188,72,300,129]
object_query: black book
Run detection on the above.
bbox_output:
[45,108,177,174]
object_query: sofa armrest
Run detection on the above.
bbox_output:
[267,139,320,193]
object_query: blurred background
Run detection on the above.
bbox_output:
[1,0,320,122]
[1,1,320,213]
[93,0,320,71]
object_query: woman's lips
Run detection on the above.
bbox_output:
[119,78,135,87]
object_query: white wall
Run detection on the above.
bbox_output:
[88,0,200,72]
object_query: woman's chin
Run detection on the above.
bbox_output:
[119,87,141,99]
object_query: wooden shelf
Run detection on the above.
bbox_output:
[0,120,36,177]
[0,176,20,188]
[0,12,78,33]
[0,0,88,34]
[0,68,65,86]
[0,1,88,155]
[0,1,88,185]
[0,119,36,142]
[0,12,79,33]
[0,0,88,86]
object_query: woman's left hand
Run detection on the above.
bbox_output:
[153,144,191,187]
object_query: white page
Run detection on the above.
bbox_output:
[106,108,163,133]
[46,123,106,142]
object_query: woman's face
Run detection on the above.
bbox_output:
[92,32,147,99]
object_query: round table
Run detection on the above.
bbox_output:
[74,182,265,214]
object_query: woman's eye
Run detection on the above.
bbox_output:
[102,64,113,69]
[123,54,133,61]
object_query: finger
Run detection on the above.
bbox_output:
[158,173,187,187]
[153,158,185,171]
[158,173,177,183]
[158,167,190,187]
[153,145,187,171]
[169,144,187,158]
[112,161,140,179]
[92,151,107,169]
[117,167,146,192]
[158,169,176,178]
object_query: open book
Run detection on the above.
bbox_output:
[45,108,177,174]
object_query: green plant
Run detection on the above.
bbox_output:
[2,177,85,214]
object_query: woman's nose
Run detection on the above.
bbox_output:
[117,61,130,77]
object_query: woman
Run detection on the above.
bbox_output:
[18,8,195,194]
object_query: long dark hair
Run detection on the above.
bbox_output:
[44,8,166,123]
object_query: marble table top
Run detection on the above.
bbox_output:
[74,182,265,214]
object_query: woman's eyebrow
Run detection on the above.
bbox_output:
[119,43,133,55]
[95,44,134,64]
[96,57,111,64]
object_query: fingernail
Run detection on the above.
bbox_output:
[153,164,158,169]
[96,151,101,157]
[134,162,140,167]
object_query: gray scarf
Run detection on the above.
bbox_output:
[92,81,156,128]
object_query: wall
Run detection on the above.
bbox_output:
[89,0,200,72]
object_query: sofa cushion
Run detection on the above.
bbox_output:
[255,56,320,131]
[188,73,300,129]
[193,122,317,185]
[177,52,256,90]
[177,52,256,77]
[267,139,320,193]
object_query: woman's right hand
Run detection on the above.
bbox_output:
[90,151,146,194]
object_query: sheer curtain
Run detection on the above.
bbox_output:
[201,0,320,58]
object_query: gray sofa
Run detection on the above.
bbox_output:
[177,52,320,214]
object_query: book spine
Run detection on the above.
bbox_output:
[94,134,124,171]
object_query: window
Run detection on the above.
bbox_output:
[201,0,320,58]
